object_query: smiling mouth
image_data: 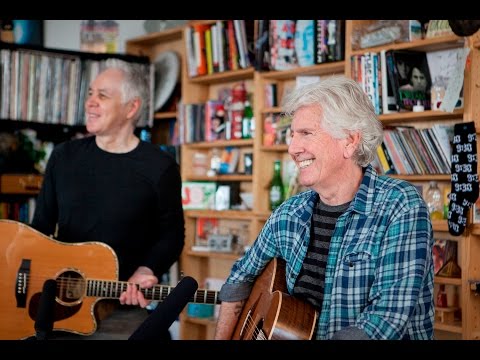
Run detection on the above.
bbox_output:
[298,159,313,169]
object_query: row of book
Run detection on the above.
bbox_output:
[184,20,254,77]
[0,198,36,223]
[256,20,345,71]
[0,48,151,127]
[351,50,432,115]
[374,124,455,175]
[178,100,252,144]
[352,48,464,115]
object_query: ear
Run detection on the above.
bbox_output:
[344,132,361,158]
[126,98,141,121]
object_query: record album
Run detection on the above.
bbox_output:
[154,51,180,112]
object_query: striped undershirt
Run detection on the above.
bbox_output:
[293,197,350,311]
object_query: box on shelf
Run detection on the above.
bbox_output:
[181,182,216,209]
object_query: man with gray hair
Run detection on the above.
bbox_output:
[32,59,185,336]
[215,76,434,340]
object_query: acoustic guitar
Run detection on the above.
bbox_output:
[0,219,219,340]
[232,257,318,340]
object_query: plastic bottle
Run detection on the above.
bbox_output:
[269,160,284,211]
[425,181,443,220]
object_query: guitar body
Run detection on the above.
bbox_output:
[0,220,118,339]
[232,258,318,340]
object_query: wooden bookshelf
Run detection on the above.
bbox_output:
[125,20,480,341]
[346,20,480,340]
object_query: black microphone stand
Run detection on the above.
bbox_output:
[34,279,57,340]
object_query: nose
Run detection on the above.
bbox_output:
[85,94,98,108]
[288,134,302,157]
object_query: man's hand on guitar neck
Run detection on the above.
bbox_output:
[119,266,158,308]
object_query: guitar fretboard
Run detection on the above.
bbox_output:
[86,279,220,304]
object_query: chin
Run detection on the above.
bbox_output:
[298,177,312,189]
[86,123,98,134]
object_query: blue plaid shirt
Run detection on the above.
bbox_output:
[219,165,434,339]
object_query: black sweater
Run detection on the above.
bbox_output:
[31,136,185,280]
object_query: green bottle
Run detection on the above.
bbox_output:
[269,160,284,211]
[242,101,253,139]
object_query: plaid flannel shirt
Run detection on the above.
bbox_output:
[219,164,434,340]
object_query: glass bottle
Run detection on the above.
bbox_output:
[269,160,285,211]
[425,181,443,220]
[242,100,253,139]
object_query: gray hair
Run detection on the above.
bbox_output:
[104,58,150,125]
[283,75,383,167]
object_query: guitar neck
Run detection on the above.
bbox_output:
[86,279,221,304]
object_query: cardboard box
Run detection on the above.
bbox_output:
[181,182,216,209]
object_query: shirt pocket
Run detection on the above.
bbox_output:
[342,251,372,268]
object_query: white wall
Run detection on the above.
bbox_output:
[44,20,147,54]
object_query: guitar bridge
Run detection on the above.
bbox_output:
[15,259,31,308]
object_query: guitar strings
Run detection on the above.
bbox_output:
[23,274,268,339]
[241,313,267,340]
[22,275,219,303]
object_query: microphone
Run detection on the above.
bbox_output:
[129,276,198,340]
[34,279,57,340]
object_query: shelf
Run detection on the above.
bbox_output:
[432,219,449,232]
[185,249,242,260]
[255,212,271,221]
[435,277,462,286]
[186,174,253,182]
[262,107,283,114]
[378,109,464,124]
[184,139,254,149]
[187,20,217,27]
[260,61,345,80]
[350,35,464,56]
[125,27,184,46]
[434,321,463,334]
[183,316,217,326]
[435,307,461,329]
[189,68,255,84]
[0,174,43,195]
[390,174,451,181]
[261,144,289,152]
[185,209,254,220]
[470,224,480,235]
[154,111,177,120]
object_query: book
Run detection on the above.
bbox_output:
[294,20,315,67]
[380,49,398,114]
[426,48,466,110]
[254,19,270,71]
[386,50,432,111]
[269,20,298,70]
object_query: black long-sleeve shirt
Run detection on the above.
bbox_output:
[31,136,185,280]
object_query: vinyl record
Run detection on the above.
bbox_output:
[154,51,180,112]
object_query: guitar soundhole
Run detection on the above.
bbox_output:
[56,270,86,305]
